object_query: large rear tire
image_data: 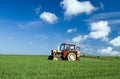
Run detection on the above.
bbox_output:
[67,53,76,61]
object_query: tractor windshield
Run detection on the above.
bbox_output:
[70,45,75,50]
[60,44,69,50]
[60,44,64,50]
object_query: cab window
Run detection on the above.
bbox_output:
[70,45,75,50]
[60,44,64,50]
[76,47,80,50]
[65,45,69,50]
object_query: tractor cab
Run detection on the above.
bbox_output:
[48,43,80,61]
[59,43,80,51]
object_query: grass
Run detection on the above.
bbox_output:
[0,55,120,79]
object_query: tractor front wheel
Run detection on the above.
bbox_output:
[48,55,58,60]
[48,55,53,60]
[67,53,76,61]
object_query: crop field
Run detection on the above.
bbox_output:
[0,55,120,79]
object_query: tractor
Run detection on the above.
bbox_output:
[48,43,80,61]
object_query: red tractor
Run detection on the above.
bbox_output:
[48,43,80,61]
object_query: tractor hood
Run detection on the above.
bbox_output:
[51,50,62,55]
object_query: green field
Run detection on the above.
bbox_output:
[0,55,120,79]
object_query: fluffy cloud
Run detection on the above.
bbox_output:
[40,12,58,24]
[89,21,111,41]
[60,0,96,19]
[109,36,120,46]
[72,35,88,43]
[98,47,119,56]
[71,21,111,43]
[67,28,77,33]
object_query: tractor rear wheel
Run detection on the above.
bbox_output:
[67,53,76,61]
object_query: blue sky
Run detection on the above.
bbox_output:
[0,0,120,56]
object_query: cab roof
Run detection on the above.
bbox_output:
[61,43,80,47]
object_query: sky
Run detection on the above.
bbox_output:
[0,0,120,56]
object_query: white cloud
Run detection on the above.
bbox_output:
[40,12,58,24]
[72,35,82,43]
[67,28,77,33]
[72,35,88,43]
[71,21,111,45]
[89,21,111,41]
[109,36,120,46]
[60,0,96,19]
[98,47,119,56]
